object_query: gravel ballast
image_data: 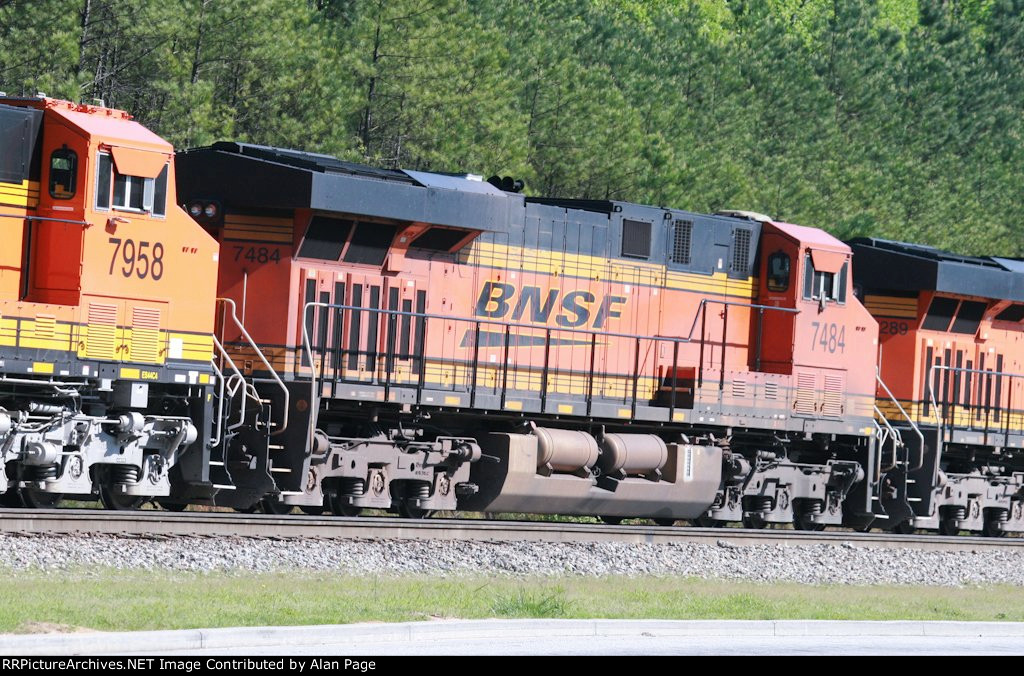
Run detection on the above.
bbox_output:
[2,533,1023,586]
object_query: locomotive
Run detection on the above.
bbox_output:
[1,96,1021,536]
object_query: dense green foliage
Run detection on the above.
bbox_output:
[1,0,1021,253]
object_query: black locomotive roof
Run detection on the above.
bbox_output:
[849,237,1024,301]
[176,142,521,232]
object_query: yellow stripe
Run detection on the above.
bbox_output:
[865,295,918,318]
[224,214,292,227]
[0,179,39,207]
[463,242,755,298]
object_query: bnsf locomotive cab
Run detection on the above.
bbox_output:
[757,221,878,428]
[0,96,218,509]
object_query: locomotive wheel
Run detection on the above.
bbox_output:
[938,518,961,536]
[888,519,915,535]
[652,518,676,527]
[299,505,325,516]
[695,515,724,528]
[398,502,433,519]
[0,489,23,508]
[793,513,826,532]
[260,498,293,515]
[158,500,188,512]
[599,515,623,525]
[100,486,145,511]
[328,493,362,517]
[19,487,63,509]
[742,514,768,529]
[982,519,1007,538]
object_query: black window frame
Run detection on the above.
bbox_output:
[766,250,791,292]
[95,150,168,217]
[802,254,845,304]
[48,146,77,200]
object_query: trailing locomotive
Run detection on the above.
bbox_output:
[175,143,880,529]
[1,95,1020,537]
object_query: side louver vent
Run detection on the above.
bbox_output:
[86,303,118,361]
[129,307,162,364]
[822,374,845,417]
[794,372,817,415]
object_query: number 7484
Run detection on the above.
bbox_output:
[811,321,845,353]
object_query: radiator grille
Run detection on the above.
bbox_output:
[671,220,692,265]
[86,303,118,361]
[822,374,845,417]
[732,229,752,274]
[794,372,817,415]
[129,307,162,363]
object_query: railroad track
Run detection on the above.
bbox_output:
[0,508,1021,552]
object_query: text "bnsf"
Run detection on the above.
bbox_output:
[474,282,627,329]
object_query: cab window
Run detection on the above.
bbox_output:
[95,151,168,217]
[766,251,790,292]
[49,147,77,199]
[803,254,847,304]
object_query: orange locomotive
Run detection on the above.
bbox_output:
[0,96,216,508]
[852,239,1024,536]
[176,143,883,528]
[9,99,1018,536]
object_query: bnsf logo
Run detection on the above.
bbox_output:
[474,281,627,329]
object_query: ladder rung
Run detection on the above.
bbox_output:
[268,444,285,451]
[908,497,922,502]
[212,484,236,490]
[270,467,291,473]
[209,461,225,466]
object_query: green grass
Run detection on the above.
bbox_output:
[2,570,1023,634]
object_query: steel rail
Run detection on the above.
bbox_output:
[0,509,1020,552]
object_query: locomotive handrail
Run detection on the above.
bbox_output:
[301,298,799,350]
[0,213,91,227]
[300,298,803,437]
[876,370,923,471]
[211,334,263,446]
[873,406,902,474]
[216,298,289,436]
[926,363,1024,442]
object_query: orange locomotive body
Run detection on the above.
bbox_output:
[176,144,881,528]
[0,96,217,508]
[852,239,1024,535]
